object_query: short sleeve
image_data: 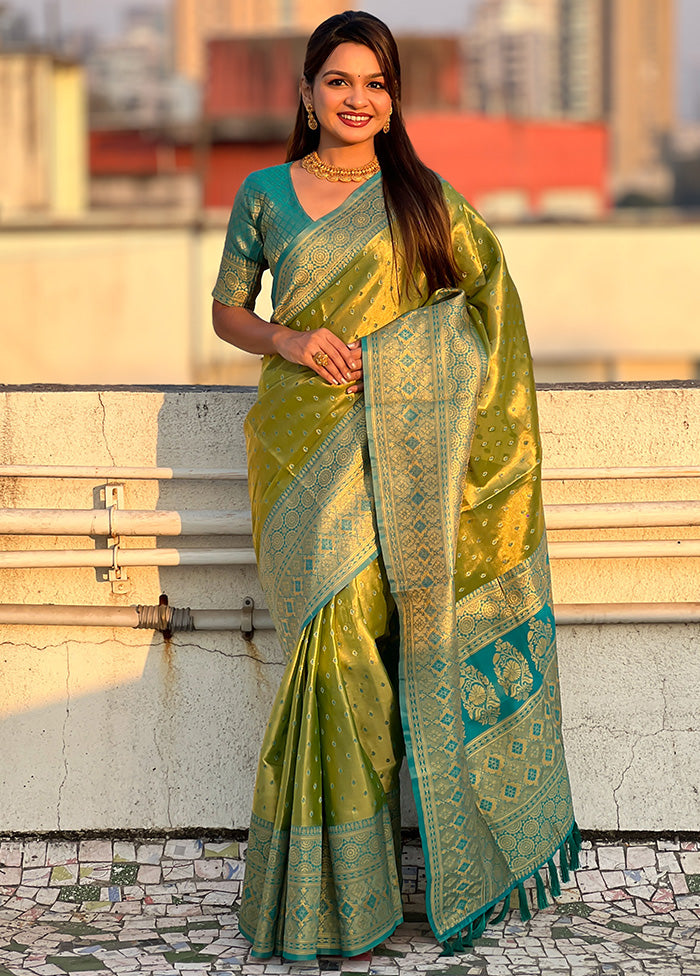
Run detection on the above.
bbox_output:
[212,178,268,309]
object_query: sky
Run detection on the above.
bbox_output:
[13,0,700,118]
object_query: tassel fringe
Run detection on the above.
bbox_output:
[547,857,561,898]
[493,895,511,924]
[559,841,570,883]
[517,883,532,922]
[535,869,549,909]
[438,822,583,955]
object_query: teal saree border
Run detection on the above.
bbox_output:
[362,291,575,943]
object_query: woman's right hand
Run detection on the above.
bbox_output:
[274,326,362,388]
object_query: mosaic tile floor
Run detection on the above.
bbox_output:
[1,837,699,976]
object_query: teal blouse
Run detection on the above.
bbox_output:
[212,163,383,311]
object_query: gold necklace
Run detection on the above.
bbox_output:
[300,151,380,183]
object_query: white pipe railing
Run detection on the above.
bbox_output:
[554,603,700,624]
[0,465,247,480]
[0,603,274,632]
[2,538,700,569]
[0,509,252,536]
[0,548,257,569]
[548,539,700,558]
[543,465,700,480]
[2,500,700,537]
[1,463,699,482]
[0,602,697,630]
[544,500,700,529]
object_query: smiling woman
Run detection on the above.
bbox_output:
[211,8,578,965]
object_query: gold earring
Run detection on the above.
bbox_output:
[306,104,318,131]
[383,105,392,134]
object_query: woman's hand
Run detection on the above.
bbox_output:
[274,327,364,392]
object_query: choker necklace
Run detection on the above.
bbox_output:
[300,151,380,183]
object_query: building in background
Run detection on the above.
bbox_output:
[466,0,559,118]
[90,31,605,219]
[603,0,675,203]
[174,0,351,83]
[466,0,675,203]
[557,0,603,119]
[0,2,32,48]
[87,5,181,128]
[0,52,87,218]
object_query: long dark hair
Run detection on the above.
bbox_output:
[287,11,461,297]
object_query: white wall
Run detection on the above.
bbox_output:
[0,384,699,833]
[1,220,699,387]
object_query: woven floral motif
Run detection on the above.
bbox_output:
[493,639,534,700]
[527,617,554,674]
[461,666,501,725]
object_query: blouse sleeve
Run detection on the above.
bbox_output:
[212,177,268,309]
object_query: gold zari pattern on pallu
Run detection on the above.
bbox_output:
[219,168,575,957]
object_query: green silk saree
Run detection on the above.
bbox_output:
[213,164,578,960]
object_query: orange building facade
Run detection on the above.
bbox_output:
[91,33,608,220]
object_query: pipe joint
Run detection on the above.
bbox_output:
[135,603,195,632]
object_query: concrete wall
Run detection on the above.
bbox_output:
[0,53,86,218]
[0,220,698,387]
[1,383,698,834]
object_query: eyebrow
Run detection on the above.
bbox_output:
[321,69,385,79]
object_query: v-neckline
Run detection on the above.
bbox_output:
[286,161,380,225]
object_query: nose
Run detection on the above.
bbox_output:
[345,82,369,107]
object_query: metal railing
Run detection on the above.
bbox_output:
[1,462,698,630]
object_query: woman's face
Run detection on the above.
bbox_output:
[303,42,392,151]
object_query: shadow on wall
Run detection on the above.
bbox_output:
[3,384,700,834]
[1,386,286,833]
[150,386,286,829]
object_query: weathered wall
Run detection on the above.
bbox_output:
[0,384,698,834]
[0,221,699,386]
[0,54,86,218]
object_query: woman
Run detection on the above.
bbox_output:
[212,10,579,961]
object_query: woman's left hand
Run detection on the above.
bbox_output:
[346,341,363,394]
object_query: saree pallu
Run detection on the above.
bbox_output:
[236,174,577,959]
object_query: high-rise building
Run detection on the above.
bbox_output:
[174,0,352,83]
[602,0,675,200]
[467,0,675,201]
[466,0,559,117]
[556,0,675,199]
[557,0,604,119]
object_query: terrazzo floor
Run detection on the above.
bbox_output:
[1,837,699,976]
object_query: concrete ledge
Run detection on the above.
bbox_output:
[0,384,698,833]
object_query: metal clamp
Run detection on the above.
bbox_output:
[241,597,254,639]
[104,484,128,593]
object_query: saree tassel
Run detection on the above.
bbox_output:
[559,842,570,884]
[460,922,472,949]
[535,869,549,909]
[568,833,580,871]
[517,883,532,923]
[548,857,561,898]
[439,940,455,957]
[573,822,583,848]
[472,912,488,941]
[493,894,511,924]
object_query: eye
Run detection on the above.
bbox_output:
[327,77,347,86]
[368,81,386,89]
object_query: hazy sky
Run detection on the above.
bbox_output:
[14,0,700,117]
[17,0,477,34]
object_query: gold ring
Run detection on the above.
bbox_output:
[313,351,329,367]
